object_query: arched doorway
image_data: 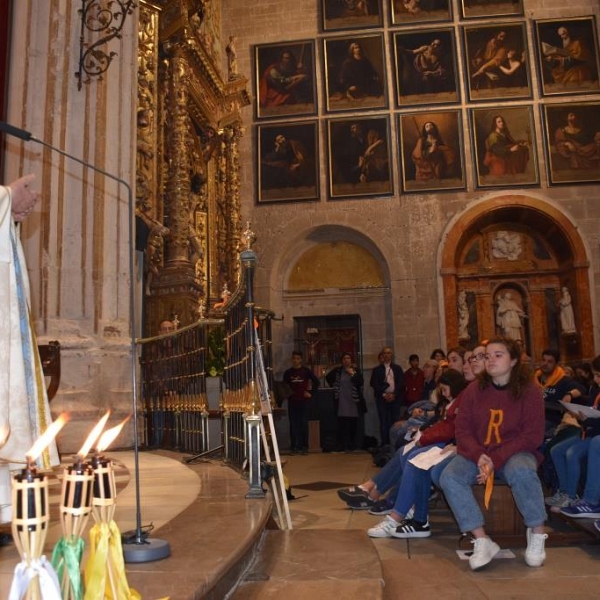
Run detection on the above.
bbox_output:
[441,195,593,361]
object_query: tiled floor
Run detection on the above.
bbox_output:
[281,451,600,599]
[2,450,600,599]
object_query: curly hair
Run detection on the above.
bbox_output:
[478,337,532,399]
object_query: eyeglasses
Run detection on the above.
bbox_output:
[468,353,485,364]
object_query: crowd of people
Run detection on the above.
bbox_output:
[281,338,600,572]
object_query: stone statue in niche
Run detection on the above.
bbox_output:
[496,291,527,341]
[457,290,470,340]
[559,286,577,334]
[491,230,522,261]
[142,217,170,296]
[226,35,239,80]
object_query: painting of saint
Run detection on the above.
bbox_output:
[322,0,382,31]
[257,122,319,203]
[398,110,465,192]
[390,0,451,26]
[542,102,600,185]
[328,116,393,198]
[392,29,459,106]
[471,106,539,188]
[534,17,600,96]
[463,22,532,101]
[460,0,523,19]
[323,34,387,112]
[255,41,317,119]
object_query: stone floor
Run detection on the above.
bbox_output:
[1,449,600,599]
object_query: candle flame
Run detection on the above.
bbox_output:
[96,415,130,452]
[25,413,69,463]
[77,411,111,459]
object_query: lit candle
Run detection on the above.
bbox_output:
[15,463,38,526]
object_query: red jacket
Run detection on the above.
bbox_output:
[419,391,464,447]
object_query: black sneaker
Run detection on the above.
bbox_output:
[337,486,370,503]
[391,518,431,539]
[368,499,393,516]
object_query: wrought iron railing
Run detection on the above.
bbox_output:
[137,226,274,497]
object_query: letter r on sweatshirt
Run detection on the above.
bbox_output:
[484,409,504,445]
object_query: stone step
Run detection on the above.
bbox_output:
[230,528,384,599]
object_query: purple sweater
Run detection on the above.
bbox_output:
[455,380,544,470]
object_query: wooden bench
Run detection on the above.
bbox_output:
[473,482,526,545]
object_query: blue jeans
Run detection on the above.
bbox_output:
[439,452,546,533]
[582,436,600,504]
[372,446,407,497]
[393,443,452,522]
[550,435,590,498]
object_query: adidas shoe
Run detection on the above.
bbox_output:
[368,499,393,516]
[337,486,371,506]
[367,515,401,538]
[560,499,600,519]
[391,518,431,539]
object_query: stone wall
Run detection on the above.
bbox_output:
[222,0,600,376]
[4,0,139,452]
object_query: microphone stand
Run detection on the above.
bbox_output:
[0,121,170,562]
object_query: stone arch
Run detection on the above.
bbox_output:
[271,224,391,293]
[439,194,593,360]
[266,223,394,371]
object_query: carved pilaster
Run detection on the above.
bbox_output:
[164,54,193,265]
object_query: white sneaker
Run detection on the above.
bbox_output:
[525,528,547,567]
[469,536,500,571]
[367,515,400,538]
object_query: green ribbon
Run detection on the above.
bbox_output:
[51,535,85,600]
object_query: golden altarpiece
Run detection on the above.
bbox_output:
[136,0,249,336]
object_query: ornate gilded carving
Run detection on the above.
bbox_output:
[139,0,249,335]
[137,2,161,215]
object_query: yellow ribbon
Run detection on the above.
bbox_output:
[84,521,141,600]
[483,465,494,509]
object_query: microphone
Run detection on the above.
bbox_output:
[0,120,33,141]
[2,120,171,563]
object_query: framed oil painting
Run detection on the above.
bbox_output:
[534,17,600,97]
[327,116,393,198]
[392,28,460,107]
[389,0,451,27]
[322,0,383,31]
[398,110,466,193]
[323,34,387,113]
[470,106,539,189]
[460,0,523,20]
[254,40,317,119]
[462,22,532,102]
[257,122,319,203]
[541,101,600,185]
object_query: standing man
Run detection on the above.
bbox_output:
[0,175,59,524]
[283,351,320,454]
[370,347,405,446]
